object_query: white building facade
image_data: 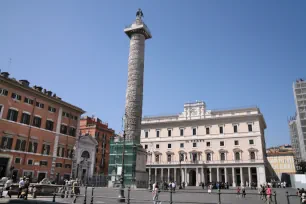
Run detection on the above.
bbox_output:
[141,101,267,187]
[291,79,306,161]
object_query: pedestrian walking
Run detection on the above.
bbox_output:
[266,185,272,204]
[208,184,212,194]
[17,177,25,198]
[236,186,241,198]
[152,183,160,204]
[242,186,246,198]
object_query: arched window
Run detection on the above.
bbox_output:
[235,152,240,160]
[81,151,90,159]
[220,153,225,161]
[250,151,255,160]
[167,154,171,162]
[206,153,211,161]
[155,155,159,162]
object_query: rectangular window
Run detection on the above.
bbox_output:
[11,93,21,101]
[48,106,56,113]
[206,142,211,147]
[193,128,196,135]
[167,154,171,162]
[0,88,8,96]
[73,116,78,120]
[27,159,33,165]
[35,101,44,108]
[41,144,50,155]
[60,124,68,134]
[249,139,254,145]
[248,124,253,132]
[145,131,148,138]
[168,144,172,148]
[234,140,239,146]
[20,113,31,125]
[180,129,184,136]
[1,137,13,149]
[7,109,18,122]
[28,141,38,153]
[145,145,148,149]
[15,139,26,151]
[45,120,54,131]
[40,161,48,166]
[24,97,34,105]
[33,116,41,128]
[193,143,197,147]
[156,144,159,149]
[206,127,210,134]
[219,126,223,134]
[156,130,160,137]
[55,163,62,168]
[65,164,71,169]
[234,125,238,133]
[168,129,172,137]
[180,143,184,148]
[15,158,21,164]
[69,127,76,136]
[62,112,70,118]
[220,141,224,146]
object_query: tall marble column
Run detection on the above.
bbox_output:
[168,168,170,182]
[174,168,177,182]
[232,167,236,187]
[201,168,204,183]
[155,168,157,183]
[161,168,164,182]
[224,168,228,183]
[248,167,252,187]
[240,167,244,187]
[196,168,199,185]
[209,168,212,183]
[217,167,220,182]
[124,13,152,144]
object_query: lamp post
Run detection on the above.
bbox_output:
[118,130,126,202]
[179,154,183,189]
[148,143,153,190]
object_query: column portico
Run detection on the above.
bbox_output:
[240,167,244,187]
[168,168,170,182]
[217,167,220,182]
[174,168,177,182]
[201,167,204,183]
[248,167,252,187]
[232,167,236,187]
[161,168,164,182]
[209,168,212,183]
[196,167,199,185]
[224,167,228,183]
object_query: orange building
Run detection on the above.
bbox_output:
[0,72,85,182]
[80,116,114,175]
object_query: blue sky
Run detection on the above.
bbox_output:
[0,1,305,147]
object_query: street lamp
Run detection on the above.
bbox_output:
[148,143,153,190]
[117,130,126,202]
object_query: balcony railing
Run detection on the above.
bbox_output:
[147,159,264,165]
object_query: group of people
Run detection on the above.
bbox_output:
[200,182,230,190]
[258,184,273,203]
[160,181,176,191]
[297,188,306,203]
[1,176,30,199]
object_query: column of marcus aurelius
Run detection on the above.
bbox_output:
[123,9,152,188]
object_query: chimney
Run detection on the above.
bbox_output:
[35,86,43,92]
[19,80,30,87]
[53,93,57,97]
[43,89,47,94]
[1,72,9,78]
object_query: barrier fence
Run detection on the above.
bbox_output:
[3,185,303,204]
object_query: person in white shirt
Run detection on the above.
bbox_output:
[18,178,25,198]
[172,182,176,192]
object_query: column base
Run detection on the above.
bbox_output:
[232,182,236,187]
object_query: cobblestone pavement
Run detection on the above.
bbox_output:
[1,187,301,204]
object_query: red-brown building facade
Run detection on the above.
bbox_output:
[80,116,114,175]
[0,72,85,182]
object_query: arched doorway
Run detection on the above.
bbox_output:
[189,169,196,186]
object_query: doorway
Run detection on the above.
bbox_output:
[0,158,9,178]
[189,169,196,186]
[38,172,46,182]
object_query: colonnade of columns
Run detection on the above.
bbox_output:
[148,166,260,187]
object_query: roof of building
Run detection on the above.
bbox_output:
[0,72,85,113]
